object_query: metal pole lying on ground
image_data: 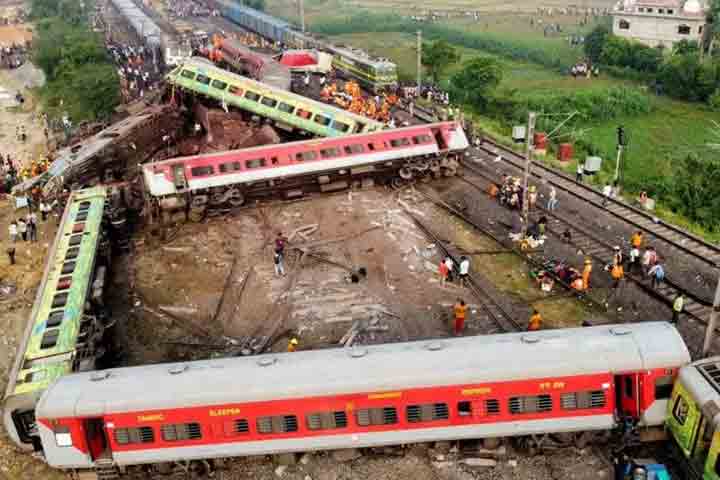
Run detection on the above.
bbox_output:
[702,274,720,357]
[521,111,536,237]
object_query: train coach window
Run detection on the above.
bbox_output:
[257,415,298,434]
[320,147,340,159]
[486,399,500,415]
[509,394,552,414]
[196,74,211,85]
[560,391,606,410]
[245,91,261,102]
[69,235,83,247]
[390,138,411,148]
[296,108,312,119]
[65,247,80,261]
[655,375,674,399]
[306,411,348,430]
[115,427,155,445]
[457,401,472,417]
[57,276,72,291]
[672,396,689,425]
[278,102,295,114]
[228,86,244,96]
[233,419,250,434]
[219,162,242,173]
[47,310,64,328]
[75,211,88,222]
[180,70,196,80]
[344,144,364,155]
[296,151,318,162]
[54,426,72,447]
[246,158,266,169]
[161,423,202,441]
[191,166,214,177]
[78,201,91,211]
[51,292,69,309]
[356,407,398,426]
[413,135,432,144]
[261,97,278,108]
[211,79,228,90]
[61,261,76,275]
[332,121,350,133]
[313,115,331,126]
[41,329,60,349]
[406,403,449,423]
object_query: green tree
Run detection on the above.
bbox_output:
[667,153,720,230]
[631,43,663,72]
[584,24,610,63]
[673,39,699,56]
[658,53,715,101]
[600,35,632,66]
[421,40,460,83]
[450,56,503,110]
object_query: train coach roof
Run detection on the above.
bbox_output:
[37,322,689,418]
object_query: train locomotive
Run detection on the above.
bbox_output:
[142,121,468,216]
[212,0,398,92]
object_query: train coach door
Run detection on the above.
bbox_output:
[84,418,109,461]
[432,128,448,151]
[172,164,187,191]
[615,373,640,418]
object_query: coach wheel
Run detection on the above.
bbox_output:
[188,208,206,223]
[399,167,413,180]
[227,189,245,207]
[420,172,432,183]
[429,159,441,173]
[390,177,406,189]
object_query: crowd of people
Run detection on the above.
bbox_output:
[0,43,29,69]
[107,42,163,104]
[166,0,212,18]
[319,79,399,124]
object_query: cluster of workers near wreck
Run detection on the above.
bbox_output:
[443,228,683,337]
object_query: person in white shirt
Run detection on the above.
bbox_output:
[459,256,470,286]
[444,256,455,283]
[547,186,558,211]
[8,221,17,243]
[602,183,612,207]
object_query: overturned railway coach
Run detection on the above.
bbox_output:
[142,121,468,213]
[167,58,383,137]
[3,187,111,452]
[33,323,689,476]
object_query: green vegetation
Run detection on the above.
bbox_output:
[450,56,503,110]
[421,40,459,82]
[31,0,119,122]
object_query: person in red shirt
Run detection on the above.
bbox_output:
[438,260,449,288]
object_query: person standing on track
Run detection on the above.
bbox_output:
[453,298,468,336]
[602,182,612,207]
[642,246,657,277]
[444,256,455,283]
[8,221,16,243]
[459,256,470,287]
[648,262,665,289]
[528,309,542,331]
[582,258,592,290]
[631,231,643,250]
[547,186,558,211]
[438,259,449,288]
[576,162,583,182]
[672,294,684,324]
[628,245,640,274]
[611,262,625,290]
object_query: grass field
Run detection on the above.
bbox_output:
[265,0,720,239]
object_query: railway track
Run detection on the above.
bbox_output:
[476,138,720,271]
[403,208,523,333]
[458,157,714,350]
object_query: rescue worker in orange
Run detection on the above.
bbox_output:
[611,262,624,289]
[528,309,542,331]
[453,299,468,336]
[582,258,592,290]
[287,337,299,352]
[631,231,643,250]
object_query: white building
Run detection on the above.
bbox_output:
[611,0,708,49]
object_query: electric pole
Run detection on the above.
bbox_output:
[521,111,537,236]
[416,30,422,91]
[702,275,720,356]
[299,0,305,33]
[614,125,626,185]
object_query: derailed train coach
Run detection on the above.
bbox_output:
[3,187,112,452]
[31,323,690,477]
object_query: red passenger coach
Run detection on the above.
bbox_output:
[142,121,468,213]
[35,323,689,476]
